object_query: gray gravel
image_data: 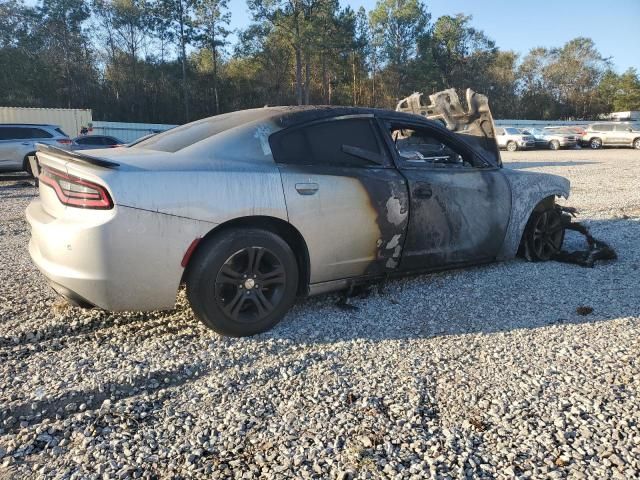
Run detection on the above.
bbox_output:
[1,149,639,479]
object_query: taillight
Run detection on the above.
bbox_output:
[40,166,113,209]
[56,139,73,145]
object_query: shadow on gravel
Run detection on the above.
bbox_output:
[0,361,210,435]
[504,161,598,170]
[0,310,200,364]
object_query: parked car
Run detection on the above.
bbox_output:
[495,127,536,151]
[0,124,72,174]
[72,135,124,150]
[581,122,640,149]
[521,128,578,150]
[27,106,569,336]
[544,126,586,138]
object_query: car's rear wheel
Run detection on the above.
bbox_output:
[549,140,560,150]
[590,137,602,149]
[522,208,565,262]
[506,141,517,152]
[186,228,298,336]
[633,138,640,150]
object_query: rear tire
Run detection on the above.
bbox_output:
[549,140,560,150]
[633,138,640,150]
[590,137,602,149]
[506,141,518,152]
[522,208,565,262]
[186,228,299,337]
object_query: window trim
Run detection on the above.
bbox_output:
[269,114,394,169]
[377,117,492,171]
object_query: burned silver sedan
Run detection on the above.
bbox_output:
[27,100,569,336]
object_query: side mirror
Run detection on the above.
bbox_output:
[341,145,385,165]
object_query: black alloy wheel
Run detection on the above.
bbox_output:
[186,228,298,336]
[215,246,286,323]
[523,208,565,261]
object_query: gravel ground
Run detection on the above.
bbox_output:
[1,149,639,479]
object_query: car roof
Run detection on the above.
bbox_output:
[198,105,440,129]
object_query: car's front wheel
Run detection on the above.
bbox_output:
[522,208,565,262]
[506,141,518,152]
[590,137,602,149]
[549,140,560,150]
[633,138,640,150]
[186,228,299,336]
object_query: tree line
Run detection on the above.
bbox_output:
[1,0,639,124]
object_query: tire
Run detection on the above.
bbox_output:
[186,228,299,337]
[522,208,565,262]
[633,138,640,150]
[549,140,560,151]
[506,141,518,152]
[589,137,602,149]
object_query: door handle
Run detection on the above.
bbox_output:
[414,183,433,199]
[21,142,31,146]
[295,183,319,195]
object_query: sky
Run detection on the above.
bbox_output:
[226,0,640,73]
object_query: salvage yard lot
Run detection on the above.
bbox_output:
[1,149,639,479]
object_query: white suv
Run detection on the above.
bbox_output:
[582,123,640,149]
[495,127,536,151]
[0,124,72,174]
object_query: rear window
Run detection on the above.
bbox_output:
[30,128,53,139]
[77,136,104,145]
[135,110,273,153]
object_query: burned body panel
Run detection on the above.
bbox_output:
[278,165,409,284]
[497,169,570,260]
[399,168,511,269]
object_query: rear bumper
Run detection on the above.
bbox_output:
[26,200,214,311]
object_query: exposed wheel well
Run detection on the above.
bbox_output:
[182,216,310,296]
[532,195,556,213]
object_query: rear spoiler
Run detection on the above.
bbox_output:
[36,143,120,169]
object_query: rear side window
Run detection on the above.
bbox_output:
[55,128,68,136]
[0,127,31,140]
[30,128,53,139]
[593,124,613,131]
[270,118,387,168]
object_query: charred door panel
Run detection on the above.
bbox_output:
[279,165,409,284]
[399,168,511,270]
